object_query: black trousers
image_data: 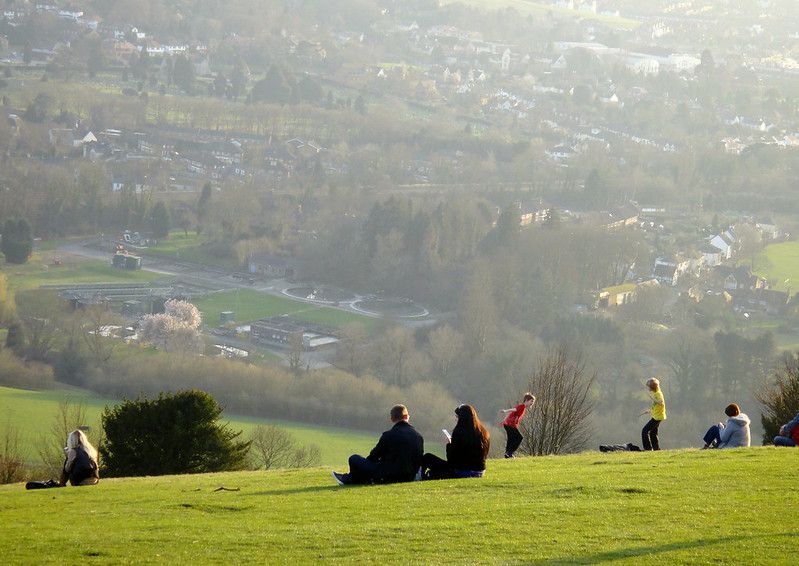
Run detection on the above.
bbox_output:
[422,453,454,480]
[642,418,661,451]
[504,424,523,456]
[347,454,380,484]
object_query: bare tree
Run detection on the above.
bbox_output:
[520,347,596,456]
[249,425,319,469]
[35,399,91,476]
[428,324,464,379]
[337,322,367,376]
[0,421,25,484]
[288,333,304,376]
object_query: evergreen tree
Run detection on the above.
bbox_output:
[172,54,195,94]
[251,65,292,104]
[1,218,33,264]
[100,390,251,476]
[149,202,171,240]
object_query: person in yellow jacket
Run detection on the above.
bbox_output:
[639,377,666,450]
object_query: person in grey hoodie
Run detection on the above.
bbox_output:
[701,403,751,449]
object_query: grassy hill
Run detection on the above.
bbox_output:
[1,448,796,564]
[0,386,375,466]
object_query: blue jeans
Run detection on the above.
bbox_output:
[773,436,797,447]
[703,425,722,447]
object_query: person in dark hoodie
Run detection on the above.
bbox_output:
[332,404,424,485]
[701,403,751,449]
[422,404,490,480]
[60,429,99,486]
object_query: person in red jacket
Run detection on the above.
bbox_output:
[499,393,535,458]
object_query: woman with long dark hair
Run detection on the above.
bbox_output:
[422,404,490,479]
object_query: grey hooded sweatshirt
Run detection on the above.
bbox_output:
[718,413,751,448]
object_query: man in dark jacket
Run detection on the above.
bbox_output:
[332,405,424,485]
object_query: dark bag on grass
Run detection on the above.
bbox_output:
[599,443,642,453]
[26,480,62,490]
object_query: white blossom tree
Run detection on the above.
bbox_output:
[139,300,203,354]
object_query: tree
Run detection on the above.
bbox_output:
[35,399,91,476]
[757,355,799,445]
[251,65,292,104]
[101,390,250,476]
[288,332,304,375]
[428,324,464,379]
[520,347,595,456]
[196,182,212,235]
[354,94,366,115]
[0,273,15,325]
[337,322,367,376]
[172,54,195,94]
[213,72,227,97]
[139,299,202,354]
[149,201,170,239]
[1,218,33,264]
[0,421,25,484]
[249,425,320,470]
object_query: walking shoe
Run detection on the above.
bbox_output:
[504,453,514,459]
[331,471,348,485]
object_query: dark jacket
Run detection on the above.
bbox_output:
[63,445,99,486]
[367,420,424,483]
[446,428,488,472]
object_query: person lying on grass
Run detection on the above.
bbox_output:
[422,404,490,480]
[332,404,424,485]
[701,403,750,449]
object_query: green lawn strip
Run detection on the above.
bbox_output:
[2,256,167,292]
[749,240,799,291]
[1,449,796,563]
[0,386,374,466]
[194,289,379,331]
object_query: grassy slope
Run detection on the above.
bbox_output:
[1,449,797,564]
[750,240,799,291]
[194,288,381,331]
[0,386,375,466]
[142,232,240,270]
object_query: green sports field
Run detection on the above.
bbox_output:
[0,386,374,466]
[1,448,796,564]
[750,240,799,291]
[193,288,381,331]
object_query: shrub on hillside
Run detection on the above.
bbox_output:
[0,350,55,389]
[757,355,799,444]
[101,390,250,477]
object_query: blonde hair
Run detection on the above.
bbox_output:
[646,377,660,390]
[67,429,98,462]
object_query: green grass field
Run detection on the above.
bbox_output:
[750,240,799,291]
[143,232,240,269]
[194,289,381,331]
[1,449,796,563]
[0,386,374,466]
[2,253,167,292]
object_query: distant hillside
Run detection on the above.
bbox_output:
[2,448,797,563]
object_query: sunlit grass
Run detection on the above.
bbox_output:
[0,448,795,564]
